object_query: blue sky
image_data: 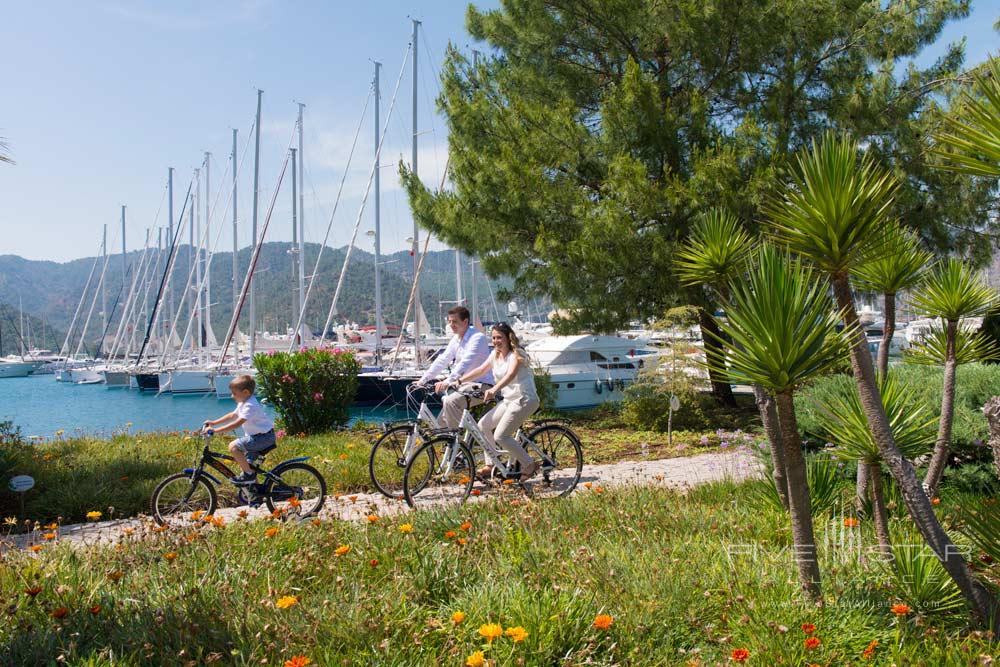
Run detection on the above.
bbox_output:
[0,0,997,263]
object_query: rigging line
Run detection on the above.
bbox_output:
[56,239,104,362]
[288,89,374,349]
[316,44,413,348]
[420,32,445,189]
[202,116,256,252]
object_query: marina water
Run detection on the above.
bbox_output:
[0,374,405,439]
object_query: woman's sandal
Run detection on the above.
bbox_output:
[518,461,539,482]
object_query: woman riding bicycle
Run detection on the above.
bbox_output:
[458,322,540,482]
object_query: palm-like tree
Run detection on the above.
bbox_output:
[676,210,790,510]
[815,372,937,555]
[909,258,999,496]
[931,56,1000,178]
[707,244,850,600]
[766,132,1000,628]
[904,324,1000,367]
[850,223,932,510]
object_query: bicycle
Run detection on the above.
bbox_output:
[401,385,583,508]
[368,382,444,499]
[150,432,326,525]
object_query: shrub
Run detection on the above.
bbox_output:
[254,348,361,434]
[0,419,24,478]
[620,354,710,432]
[531,365,558,412]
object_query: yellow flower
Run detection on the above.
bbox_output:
[3,516,17,526]
[86,511,102,521]
[505,626,528,642]
[451,610,466,624]
[465,651,485,667]
[478,623,503,642]
[398,523,413,534]
[55,429,64,436]
[276,595,299,609]
[335,544,351,556]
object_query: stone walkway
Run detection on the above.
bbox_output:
[3,448,759,552]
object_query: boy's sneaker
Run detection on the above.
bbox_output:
[231,471,257,485]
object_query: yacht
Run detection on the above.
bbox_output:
[0,358,38,378]
[524,335,645,410]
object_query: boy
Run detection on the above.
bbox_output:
[202,374,275,485]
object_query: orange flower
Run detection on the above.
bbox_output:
[465,651,485,667]
[265,527,279,538]
[444,530,457,540]
[288,496,302,509]
[801,622,816,634]
[593,614,614,630]
[163,552,178,561]
[189,510,204,521]
[451,610,466,624]
[844,517,860,528]
[731,648,750,663]
[471,489,482,496]
[348,495,358,503]
[804,636,821,650]
[276,595,298,609]
[367,514,379,524]
[862,639,878,660]
[238,509,249,519]
[369,559,379,567]
[583,482,592,489]
[399,523,413,533]
[86,511,102,521]
[505,626,528,642]
[284,657,312,667]
[51,607,69,619]
[460,521,473,531]
[89,604,101,615]
[44,522,58,530]
[335,544,351,556]
[457,537,468,546]
[24,586,42,597]
[594,486,605,494]
[931,497,941,506]
[107,570,124,582]
[478,623,503,642]
[311,518,323,527]
[42,532,56,541]
[503,479,515,486]
[891,603,911,616]
[271,508,286,519]
[458,476,471,485]
[210,516,226,528]
[29,545,43,553]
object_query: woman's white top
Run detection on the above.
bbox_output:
[491,349,539,405]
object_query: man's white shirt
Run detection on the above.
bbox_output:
[418,326,494,386]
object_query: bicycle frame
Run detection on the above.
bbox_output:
[453,395,552,479]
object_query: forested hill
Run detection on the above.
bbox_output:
[0,245,542,347]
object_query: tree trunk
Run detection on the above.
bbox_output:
[877,291,896,377]
[754,384,790,510]
[831,274,999,630]
[856,464,869,516]
[924,318,958,497]
[868,462,893,557]
[982,396,1000,482]
[698,308,737,407]
[774,390,823,601]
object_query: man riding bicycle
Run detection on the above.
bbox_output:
[414,306,493,427]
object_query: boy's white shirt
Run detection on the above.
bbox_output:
[236,396,274,436]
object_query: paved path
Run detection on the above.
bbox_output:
[3,449,759,552]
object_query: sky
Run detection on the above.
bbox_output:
[0,0,997,264]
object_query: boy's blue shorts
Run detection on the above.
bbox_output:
[233,430,276,457]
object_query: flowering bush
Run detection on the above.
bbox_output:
[254,348,360,435]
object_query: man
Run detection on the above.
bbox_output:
[416,305,493,428]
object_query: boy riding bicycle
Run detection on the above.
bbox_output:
[202,374,275,485]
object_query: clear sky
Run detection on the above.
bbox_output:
[0,0,997,263]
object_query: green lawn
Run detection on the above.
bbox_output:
[2,481,996,665]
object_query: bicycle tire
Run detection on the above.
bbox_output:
[263,462,327,519]
[402,435,475,509]
[523,423,584,498]
[369,423,423,499]
[150,472,218,525]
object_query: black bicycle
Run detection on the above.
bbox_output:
[150,432,326,524]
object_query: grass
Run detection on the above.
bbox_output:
[0,418,759,525]
[2,481,997,665]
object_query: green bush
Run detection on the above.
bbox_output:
[620,354,710,432]
[531,365,558,413]
[254,347,361,434]
[795,364,1000,461]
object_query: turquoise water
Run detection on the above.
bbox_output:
[0,374,406,439]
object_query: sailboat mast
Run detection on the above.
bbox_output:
[250,89,263,359]
[374,61,384,362]
[204,151,211,346]
[192,168,201,350]
[411,18,421,360]
[291,146,298,340]
[455,251,462,304]
[121,205,127,292]
[297,103,306,339]
[101,224,108,354]
[167,167,174,336]
[231,129,239,323]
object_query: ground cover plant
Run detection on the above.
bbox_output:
[3,481,998,665]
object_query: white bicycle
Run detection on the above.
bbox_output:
[401,385,584,508]
[368,382,445,498]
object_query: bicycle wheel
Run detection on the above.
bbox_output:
[264,462,327,519]
[402,436,475,509]
[369,424,423,499]
[150,472,218,525]
[523,424,584,499]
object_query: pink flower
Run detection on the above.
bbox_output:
[299,346,308,353]
[275,429,286,439]
[332,347,344,354]
[267,349,278,356]
[282,374,294,384]
[313,392,324,402]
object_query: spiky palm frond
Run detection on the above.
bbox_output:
[931,57,1000,178]
[675,208,754,288]
[765,132,898,275]
[851,224,933,294]
[909,257,999,321]
[904,324,1000,366]
[813,372,937,464]
[705,244,851,394]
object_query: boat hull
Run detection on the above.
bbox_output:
[102,370,130,387]
[134,373,160,391]
[166,370,214,395]
[0,362,36,378]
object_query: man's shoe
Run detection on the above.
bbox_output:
[232,471,257,486]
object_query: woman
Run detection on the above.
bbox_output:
[459,322,540,481]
